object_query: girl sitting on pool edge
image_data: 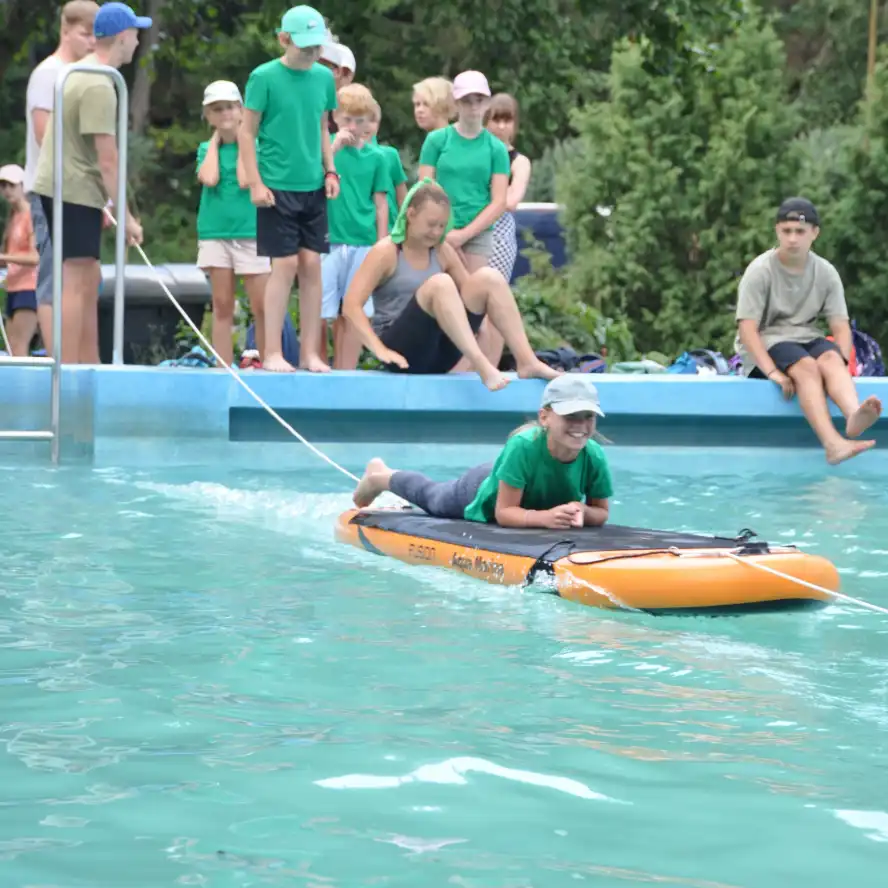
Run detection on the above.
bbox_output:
[341,178,560,390]
[353,375,613,530]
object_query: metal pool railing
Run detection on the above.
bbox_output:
[0,63,129,463]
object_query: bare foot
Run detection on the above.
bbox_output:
[353,458,392,508]
[826,438,876,465]
[846,395,882,438]
[299,353,331,373]
[517,359,563,381]
[263,352,295,373]
[476,362,510,392]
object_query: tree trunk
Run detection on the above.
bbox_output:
[130,0,165,135]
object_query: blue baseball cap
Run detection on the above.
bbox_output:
[94,3,153,38]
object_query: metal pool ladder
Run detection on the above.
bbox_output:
[0,63,129,464]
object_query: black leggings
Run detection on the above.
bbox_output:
[389,463,492,518]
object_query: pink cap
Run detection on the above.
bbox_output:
[452,70,491,100]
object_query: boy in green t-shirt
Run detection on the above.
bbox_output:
[196,80,270,368]
[365,100,408,232]
[321,83,389,370]
[352,375,612,531]
[238,5,339,373]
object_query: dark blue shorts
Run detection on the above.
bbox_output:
[750,337,843,378]
[5,290,37,316]
[256,187,329,258]
[39,197,102,261]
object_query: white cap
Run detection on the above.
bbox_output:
[338,45,356,73]
[202,80,243,106]
[0,163,25,185]
[320,43,342,65]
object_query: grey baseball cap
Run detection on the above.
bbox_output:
[540,375,604,417]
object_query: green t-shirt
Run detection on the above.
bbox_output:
[244,59,337,192]
[418,126,510,229]
[328,140,390,246]
[196,141,257,240]
[463,427,614,524]
[376,142,407,232]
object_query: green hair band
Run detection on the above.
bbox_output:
[390,177,455,245]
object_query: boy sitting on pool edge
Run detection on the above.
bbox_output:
[735,197,881,465]
[353,375,613,530]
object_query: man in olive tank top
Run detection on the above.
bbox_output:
[735,197,880,465]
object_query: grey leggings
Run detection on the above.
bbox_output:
[389,463,493,518]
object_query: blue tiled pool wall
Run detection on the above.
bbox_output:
[2,366,887,466]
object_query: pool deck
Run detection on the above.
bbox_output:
[3,364,888,469]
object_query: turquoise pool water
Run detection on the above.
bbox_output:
[2,451,888,887]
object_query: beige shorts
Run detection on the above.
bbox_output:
[197,239,271,276]
[461,228,494,257]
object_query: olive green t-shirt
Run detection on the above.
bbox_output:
[244,59,337,192]
[328,140,389,246]
[196,141,257,240]
[418,126,510,229]
[32,55,117,209]
[463,427,614,524]
[734,248,848,376]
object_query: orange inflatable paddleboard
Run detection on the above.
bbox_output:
[336,509,839,614]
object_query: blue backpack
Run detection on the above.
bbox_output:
[534,347,607,373]
[668,348,732,375]
[245,314,301,367]
[851,322,885,377]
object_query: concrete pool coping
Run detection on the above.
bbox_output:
[2,365,888,465]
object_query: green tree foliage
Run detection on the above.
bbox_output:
[1,0,747,255]
[512,240,636,359]
[559,15,802,357]
[810,51,888,348]
[5,0,887,363]
[765,0,884,126]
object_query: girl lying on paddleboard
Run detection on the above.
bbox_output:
[353,375,613,530]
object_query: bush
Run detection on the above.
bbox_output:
[523,138,583,204]
[807,54,888,349]
[511,238,635,360]
[558,14,803,357]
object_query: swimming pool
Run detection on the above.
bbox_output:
[2,448,887,886]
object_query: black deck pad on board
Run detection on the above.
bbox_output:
[351,509,763,563]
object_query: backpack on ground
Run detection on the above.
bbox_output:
[851,322,885,377]
[534,346,607,373]
[667,349,732,375]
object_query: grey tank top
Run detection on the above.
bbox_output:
[371,247,443,333]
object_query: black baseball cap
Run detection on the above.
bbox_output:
[776,197,820,226]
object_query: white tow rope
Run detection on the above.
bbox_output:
[104,212,888,617]
[0,309,11,355]
[724,551,888,615]
[105,210,361,484]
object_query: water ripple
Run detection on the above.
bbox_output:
[1,461,887,885]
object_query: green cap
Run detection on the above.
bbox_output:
[279,5,328,48]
